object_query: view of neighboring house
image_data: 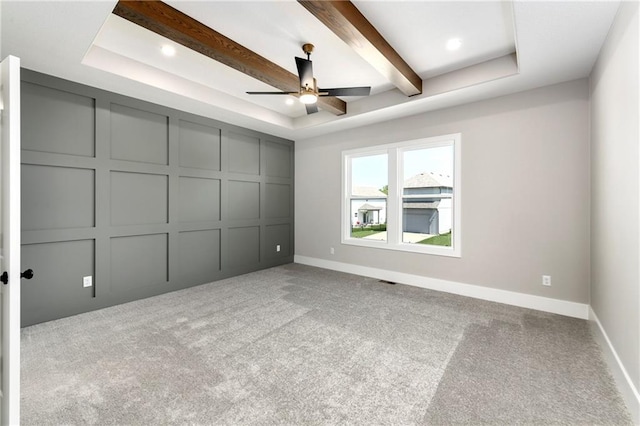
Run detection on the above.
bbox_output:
[351,172,453,236]
[351,186,387,226]
[403,171,453,235]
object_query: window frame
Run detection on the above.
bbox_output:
[341,133,462,257]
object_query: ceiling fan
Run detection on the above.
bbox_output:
[246,43,371,114]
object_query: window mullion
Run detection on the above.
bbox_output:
[342,153,351,242]
[387,148,400,246]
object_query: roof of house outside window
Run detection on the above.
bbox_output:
[358,203,383,211]
[352,186,387,198]
[404,172,453,189]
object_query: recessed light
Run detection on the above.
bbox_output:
[446,38,462,51]
[161,44,176,57]
[285,98,295,106]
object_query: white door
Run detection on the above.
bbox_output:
[0,55,21,426]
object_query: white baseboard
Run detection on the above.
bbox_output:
[590,308,640,425]
[294,255,589,319]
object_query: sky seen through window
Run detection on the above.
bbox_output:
[351,145,453,190]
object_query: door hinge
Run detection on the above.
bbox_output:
[1,271,7,285]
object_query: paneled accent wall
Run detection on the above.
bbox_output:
[20,70,294,326]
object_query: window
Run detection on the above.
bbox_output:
[348,153,388,241]
[342,134,461,257]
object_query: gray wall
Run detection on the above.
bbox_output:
[590,0,639,416]
[20,70,294,326]
[295,79,590,303]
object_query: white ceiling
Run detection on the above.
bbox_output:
[0,0,621,141]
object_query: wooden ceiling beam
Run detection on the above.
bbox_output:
[298,0,422,97]
[112,0,346,115]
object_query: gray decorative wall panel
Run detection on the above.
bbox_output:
[110,171,168,226]
[228,226,260,269]
[22,165,95,231]
[20,69,293,326]
[111,234,168,291]
[265,183,291,219]
[110,103,168,165]
[228,181,260,220]
[21,240,95,325]
[21,81,95,157]
[228,131,260,175]
[265,224,291,259]
[178,177,221,223]
[178,229,221,285]
[264,140,292,178]
[179,120,221,171]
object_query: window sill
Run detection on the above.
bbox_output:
[341,237,461,258]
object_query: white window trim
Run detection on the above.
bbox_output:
[341,133,462,257]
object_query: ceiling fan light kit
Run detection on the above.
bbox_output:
[299,93,318,104]
[247,43,371,114]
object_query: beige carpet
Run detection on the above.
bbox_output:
[21,264,632,425]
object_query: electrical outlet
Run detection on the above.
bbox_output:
[83,276,93,288]
[542,275,551,287]
[276,244,281,252]
[330,247,335,255]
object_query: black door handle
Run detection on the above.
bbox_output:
[1,269,34,284]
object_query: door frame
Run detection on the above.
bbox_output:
[1,54,22,426]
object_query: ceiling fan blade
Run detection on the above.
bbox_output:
[246,91,297,95]
[295,56,314,90]
[318,87,371,97]
[305,103,319,115]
